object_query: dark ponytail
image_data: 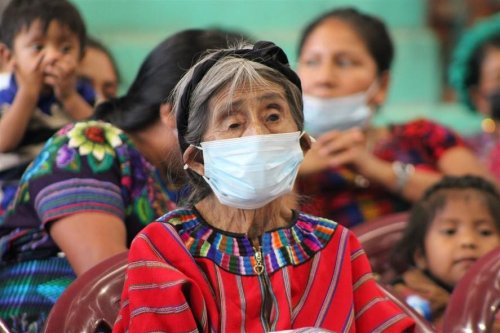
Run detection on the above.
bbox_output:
[93,28,251,132]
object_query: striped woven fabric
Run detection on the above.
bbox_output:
[114,208,415,332]
[0,256,75,332]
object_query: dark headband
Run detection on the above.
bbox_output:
[176,41,302,153]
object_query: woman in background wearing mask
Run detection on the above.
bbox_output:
[114,41,415,333]
[449,14,500,181]
[296,7,492,227]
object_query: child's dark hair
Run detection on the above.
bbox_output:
[391,175,500,274]
[93,28,250,132]
[298,7,394,75]
[1,0,86,55]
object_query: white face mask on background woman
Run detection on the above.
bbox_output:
[302,82,378,136]
[196,131,304,209]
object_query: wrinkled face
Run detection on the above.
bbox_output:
[416,190,500,287]
[12,19,81,85]
[297,18,379,99]
[203,82,299,141]
[78,47,118,103]
[473,47,500,116]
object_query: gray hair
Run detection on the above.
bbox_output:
[171,43,303,204]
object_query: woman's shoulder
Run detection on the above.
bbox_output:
[56,120,128,148]
[134,208,199,248]
[143,207,198,232]
[30,120,128,159]
[296,211,340,231]
[386,118,464,148]
[388,118,454,134]
[293,212,374,273]
[19,120,133,181]
[294,211,355,248]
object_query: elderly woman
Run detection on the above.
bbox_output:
[114,42,415,333]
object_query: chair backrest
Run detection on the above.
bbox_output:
[378,283,437,333]
[0,318,12,333]
[43,251,129,333]
[352,211,409,283]
[442,246,500,333]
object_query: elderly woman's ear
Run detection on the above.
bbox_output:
[300,132,313,153]
[183,145,205,176]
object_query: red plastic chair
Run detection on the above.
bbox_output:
[442,246,500,333]
[0,318,11,333]
[43,251,129,333]
[352,211,409,283]
[378,283,437,333]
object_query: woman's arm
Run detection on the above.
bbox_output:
[298,128,441,201]
[299,125,495,202]
[49,211,127,276]
[356,141,495,202]
[436,145,496,182]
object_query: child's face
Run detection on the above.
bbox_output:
[11,19,81,84]
[416,190,500,287]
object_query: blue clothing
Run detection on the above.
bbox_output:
[0,74,95,229]
[0,74,95,116]
[0,74,95,174]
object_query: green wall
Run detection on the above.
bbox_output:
[72,0,483,134]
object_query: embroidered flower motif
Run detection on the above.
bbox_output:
[67,121,122,161]
[135,196,154,225]
[56,145,77,168]
[21,150,52,182]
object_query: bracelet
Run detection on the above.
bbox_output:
[392,161,415,193]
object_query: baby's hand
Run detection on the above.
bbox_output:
[14,53,45,98]
[402,269,449,313]
[44,57,78,102]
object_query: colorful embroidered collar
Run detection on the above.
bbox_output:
[157,207,338,276]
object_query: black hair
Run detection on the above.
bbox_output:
[175,40,302,153]
[390,175,500,274]
[464,34,500,96]
[93,29,250,132]
[1,0,86,55]
[298,7,394,74]
[86,36,121,85]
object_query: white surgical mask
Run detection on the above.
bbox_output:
[303,84,377,136]
[195,131,304,209]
